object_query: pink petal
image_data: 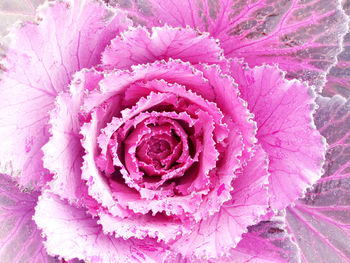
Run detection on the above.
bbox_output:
[230,61,326,209]
[169,144,270,259]
[0,0,131,189]
[102,25,223,69]
[33,191,170,263]
[192,122,242,221]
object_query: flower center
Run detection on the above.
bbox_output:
[148,138,171,154]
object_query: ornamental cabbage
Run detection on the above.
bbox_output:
[0,0,348,262]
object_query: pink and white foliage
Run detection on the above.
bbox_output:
[323,0,350,97]
[286,95,350,262]
[108,0,348,88]
[0,0,343,262]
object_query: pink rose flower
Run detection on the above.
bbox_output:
[0,0,348,262]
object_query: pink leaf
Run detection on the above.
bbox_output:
[107,0,349,88]
[33,191,171,263]
[169,145,270,259]
[230,61,326,209]
[0,174,57,263]
[43,69,104,206]
[0,0,131,190]
[99,211,189,243]
[102,25,224,69]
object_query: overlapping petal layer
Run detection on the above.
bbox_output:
[34,191,170,263]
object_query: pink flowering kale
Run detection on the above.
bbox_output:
[0,0,349,262]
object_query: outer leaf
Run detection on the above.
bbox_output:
[166,212,300,263]
[230,61,326,210]
[108,0,349,88]
[0,174,57,263]
[42,69,104,205]
[0,0,131,189]
[323,0,350,97]
[34,191,170,263]
[286,95,350,263]
[222,211,300,263]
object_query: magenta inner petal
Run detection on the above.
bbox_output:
[90,75,234,220]
[148,137,171,159]
[120,114,200,191]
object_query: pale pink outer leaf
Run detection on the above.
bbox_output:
[323,0,350,97]
[222,211,300,263]
[286,95,350,263]
[108,0,349,88]
[230,61,326,209]
[169,145,269,259]
[0,0,131,189]
[0,174,57,263]
[168,212,300,263]
[42,69,104,205]
[33,191,171,263]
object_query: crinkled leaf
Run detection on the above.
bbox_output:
[0,0,131,189]
[99,211,188,244]
[323,0,350,97]
[230,61,325,210]
[82,59,216,113]
[34,191,171,263]
[43,69,104,205]
[286,95,350,263]
[0,174,57,263]
[102,25,223,69]
[169,145,269,259]
[108,0,348,88]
